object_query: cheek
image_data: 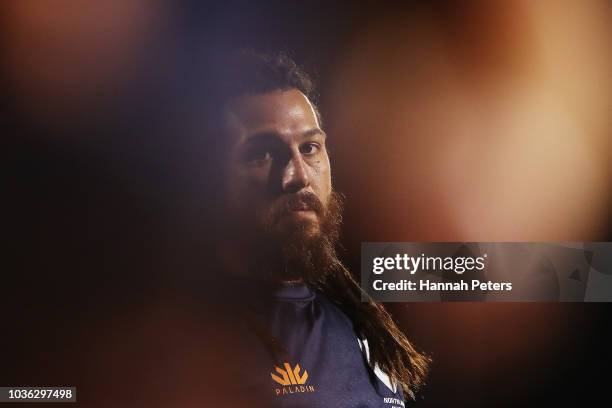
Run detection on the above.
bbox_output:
[225,167,271,210]
[311,157,332,203]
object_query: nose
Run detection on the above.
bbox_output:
[281,151,310,193]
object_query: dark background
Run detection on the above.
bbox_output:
[3,1,611,406]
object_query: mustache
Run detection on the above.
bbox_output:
[273,191,325,218]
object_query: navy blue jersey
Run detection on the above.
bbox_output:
[246,281,406,408]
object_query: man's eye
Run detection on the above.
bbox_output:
[244,149,272,164]
[299,142,320,155]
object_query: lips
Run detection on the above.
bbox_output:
[290,201,311,211]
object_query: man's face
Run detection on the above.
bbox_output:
[223,88,332,240]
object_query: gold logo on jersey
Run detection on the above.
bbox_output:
[271,362,316,396]
[271,362,308,385]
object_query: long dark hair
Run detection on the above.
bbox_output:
[307,193,431,399]
[317,257,431,398]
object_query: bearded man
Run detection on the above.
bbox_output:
[194,50,430,407]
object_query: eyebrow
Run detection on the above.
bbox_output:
[243,128,326,146]
[301,128,327,140]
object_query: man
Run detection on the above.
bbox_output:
[195,50,430,407]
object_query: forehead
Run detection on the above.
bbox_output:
[226,89,321,141]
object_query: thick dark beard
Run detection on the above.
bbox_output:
[256,190,344,284]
